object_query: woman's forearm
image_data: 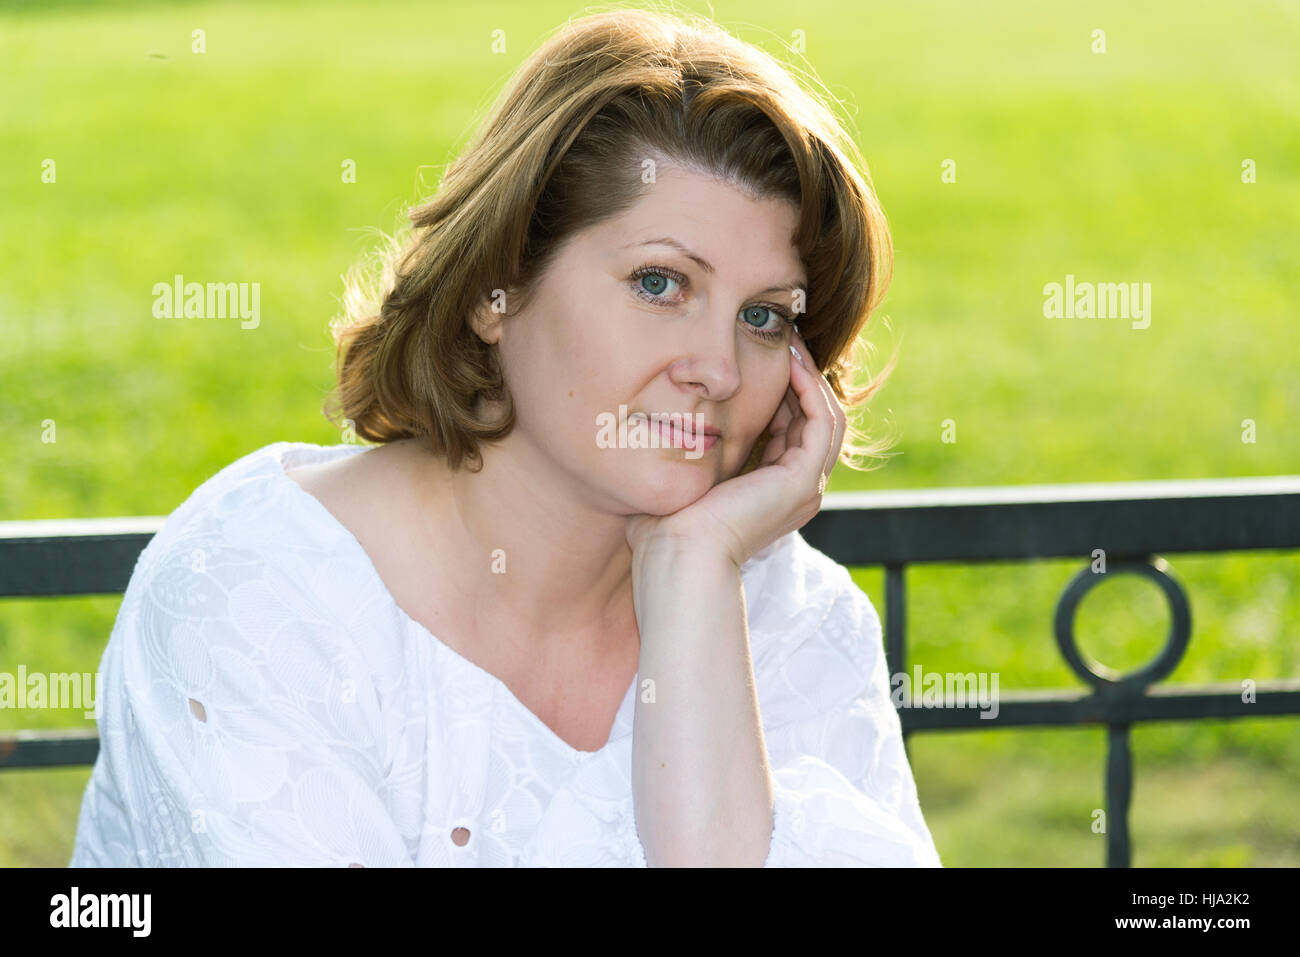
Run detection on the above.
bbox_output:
[629,537,774,867]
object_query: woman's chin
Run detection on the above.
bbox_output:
[619,466,717,515]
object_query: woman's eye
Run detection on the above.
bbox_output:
[739,304,789,336]
[636,271,680,298]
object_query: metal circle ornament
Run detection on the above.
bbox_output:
[1053,556,1192,692]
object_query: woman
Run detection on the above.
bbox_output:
[70,8,940,867]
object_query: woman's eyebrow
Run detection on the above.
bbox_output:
[623,237,805,295]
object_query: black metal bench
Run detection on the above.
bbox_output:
[3,476,1298,866]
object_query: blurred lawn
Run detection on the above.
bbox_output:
[1,0,1297,866]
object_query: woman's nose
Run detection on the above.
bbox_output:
[667,312,742,400]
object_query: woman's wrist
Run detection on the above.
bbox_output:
[631,525,740,580]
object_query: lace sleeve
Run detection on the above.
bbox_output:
[70,529,415,867]
[759,580,942,867]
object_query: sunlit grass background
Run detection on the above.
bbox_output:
[1,0,1297,866]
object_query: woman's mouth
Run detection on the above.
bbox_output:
[637,413,720,453]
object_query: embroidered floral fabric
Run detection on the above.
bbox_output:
[69,442,942,867]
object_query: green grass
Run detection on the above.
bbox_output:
[1,0,1297,866]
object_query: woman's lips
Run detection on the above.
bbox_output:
[635,413,720,452]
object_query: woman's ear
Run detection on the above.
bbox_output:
[469,293,505,346]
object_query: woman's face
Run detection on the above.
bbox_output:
[483,159,806,516]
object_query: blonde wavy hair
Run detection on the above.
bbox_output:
[324,4,900,474]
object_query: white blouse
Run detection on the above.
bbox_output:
[69,441,942,867]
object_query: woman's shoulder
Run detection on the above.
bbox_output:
[280,439,404,552]
[125,441,374,613]
[101,440,423,703]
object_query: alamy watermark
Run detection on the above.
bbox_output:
[891,666,1000,719]
[595,404,711,460]
[50,887,150,936]
[152,273,260,329]
[1043,274,1151,329]
[0,666,101,719]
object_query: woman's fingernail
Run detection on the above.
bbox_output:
[790,344,806,368]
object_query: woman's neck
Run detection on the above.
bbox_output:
[402,435,640,658]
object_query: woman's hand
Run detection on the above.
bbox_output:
[624,331,847,567]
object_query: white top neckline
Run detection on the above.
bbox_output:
[270,441,639,760]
